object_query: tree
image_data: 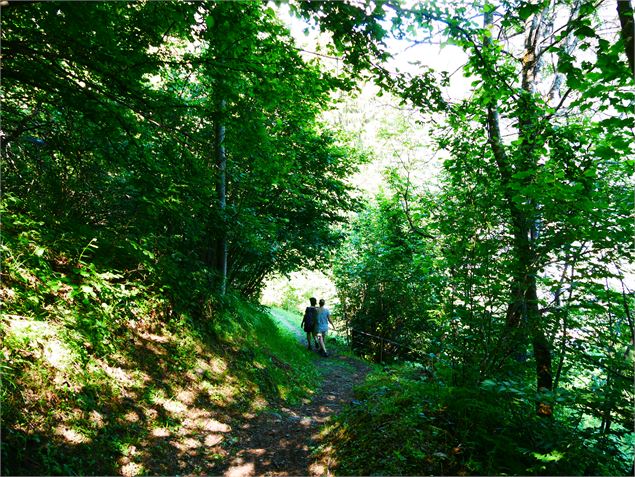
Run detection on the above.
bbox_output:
[304,0,633,425]
[2,0,362,307]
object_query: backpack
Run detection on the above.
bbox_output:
[303,306,317,332]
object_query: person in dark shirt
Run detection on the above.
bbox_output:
[301,297,319,350]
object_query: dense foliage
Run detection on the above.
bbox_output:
[1,2,355,474]
[321,365,629,476]
[317,0,634,473]
[2,1,360,308]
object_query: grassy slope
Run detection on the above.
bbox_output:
[1,211,320,475]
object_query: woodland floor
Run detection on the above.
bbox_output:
[217,314,371,477]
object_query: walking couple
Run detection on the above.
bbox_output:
[301,297,334,357]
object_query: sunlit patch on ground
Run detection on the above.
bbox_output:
[98,360,136,386]
[137,331,169,343]
[224,462,255,477]
[55,425,90,445]
[209,356,228,374]
[3,302,328,475]
[6,316,58,343]
[160,398,187,414]
[177,437,201,452]
[124,410,140,423]
[205,433,224,446]
[144,407,158,420]
[151,427,171,437]
[0,287,17,302]
[89,410,104,428]
[43,339,74,370]
[201,380,239,405]
[120,462,144,477]
[202,418,231,433]
[176,389,196,405]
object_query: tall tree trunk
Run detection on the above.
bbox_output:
[483,6,553,415]
[517,6,553,416]
[215,97,228,295]
[516,10,553,416]
[617,0,635,77]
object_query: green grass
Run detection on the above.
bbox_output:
[2,296,321,475]
[1,207,322,475]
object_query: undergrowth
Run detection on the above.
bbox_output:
[1,203,319,476]
[319,364,631,476]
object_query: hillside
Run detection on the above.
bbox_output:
[2,209,321,475]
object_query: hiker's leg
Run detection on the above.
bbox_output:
[318,332,327,353]
[306,332,312,349]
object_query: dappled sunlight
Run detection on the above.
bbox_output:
[224,462,255,477]
[120,462,144,477]
[123,410,141,423]
[136,331,169,343]
[4,275,337,475]
[308,461,328,476]
[3,299,366,476]
[160,398,188,415]
[198,417,231,433]
[209,356,229,374]
[43,339,74,370]
[249,395,268,413]
[205,433,225,446]
[89,410,105,429]
[55,425,90,445]
[0,286,17,303]
[151,427,170,437]
[217,339,371,477]
[299,416,313,427]
[6,316,58,342]
[176,389,196,405]
[98,360,137,386]
[175,436,202,453]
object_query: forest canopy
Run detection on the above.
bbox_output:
[2,0,362,305]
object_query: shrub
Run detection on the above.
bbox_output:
[321,364,630,476]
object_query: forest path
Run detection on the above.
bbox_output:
[220,309,371,477]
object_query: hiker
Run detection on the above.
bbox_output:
[301,297,319,350]
[315,299,334,357]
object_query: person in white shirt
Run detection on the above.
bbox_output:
[315,299,334,357]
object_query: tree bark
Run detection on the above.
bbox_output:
[483,6,553,415]
[617,0,635,77]
[215,97,228,295]
[517,6,553,416]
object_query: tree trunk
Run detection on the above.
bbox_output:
[516,6,553,416]
[215,97,228,295]
[483,6,553,415]
[617,0,635,77]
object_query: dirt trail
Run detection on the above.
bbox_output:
[219,315,371,477]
